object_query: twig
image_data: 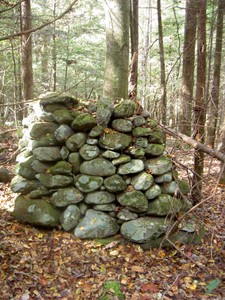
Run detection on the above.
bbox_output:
[162,274,182,299]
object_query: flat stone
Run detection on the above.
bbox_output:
[112,155,131,166]
[79,144,100,161]
[117,159,145,175]
[135,137,148,148]
[39,92,79,110]
[117,190,148,212]
[104,174,127,192]
[99,132,132,151]
[85,191,115,204]
[96,96,114,128]
[93,204,116,212]
[133,116,146,126]
[33,146,62,162]
[31,135,59,149]
[161,181,179,195]
[52,109,74,125]
[132,127,152,137]
[31,160,53,173]
[11,175,41,194]
[75,174,103,192]
[29,122,59,140]
[112,119,133,133]
[50,187,84,207]
[102,150,120,159]
[36,174,73,188]
[49,161,72,175]
[71,113,96,132]
[80,158,116,176]
[117,209,138,221]
[74,209,119,239]
[89,125,104,137]
[16,155,37,180]
[145,144,165,157]
[155,173,173,183]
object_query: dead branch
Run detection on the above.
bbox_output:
[0,0,78,42]
[160,123,225,163]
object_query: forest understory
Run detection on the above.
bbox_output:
[0,131,225,300]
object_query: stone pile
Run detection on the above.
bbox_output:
[11,93,202,248]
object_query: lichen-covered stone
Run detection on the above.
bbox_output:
[117,159,145,175]
[79,144,100,161]
[133,116,146,127]
[120,217,171,243]
[68,152,82,174]
[104,175,127,192]
[126,146,145,158]
[11,175,41,194]
[89,125,104,137]
[96,96,114,128]
[111,155,131,166]
[49,161,72,175]
[13,195,59,227]
[80,158,116,176]
[145,144,165,157]
[131,172,154,191]
[99,132,132,151]
[60,205,81,231]
[40,92,79,110]
[112,119,132,133]
[71,113,96,132]
[31,134,59,149]
[145,156,172,175]
[161,181,179,195]
[85,191,115,204]
[50,187,83,207]
[93,204,116,212]
[117,191,148,212]
[54,124,74,142]
[102,150,120,159]
[52,109,74,125]
[16,155,37,180]
[28,185,52,198]
[0,168,11,183]
[33,146,62,162]
[132,127,152,137]
[31,160,53,173]
[66,133,87,151]
[113,100,137,118]
[117,209,138,221]
[178,179,190,195]
[74,209,119,239]
[147,194,182,216]
[145,184,161,200]
[75,174,103,192]
[155,173,173,183]
[29,122,59,140]
[36,174,73,188]
[135,137,148,148]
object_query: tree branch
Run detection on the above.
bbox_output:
[0,0,79,42]
[160,123,225,163]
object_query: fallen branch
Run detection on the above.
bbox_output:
[159,123,225,163]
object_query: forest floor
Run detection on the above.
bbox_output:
[0,131,225,300]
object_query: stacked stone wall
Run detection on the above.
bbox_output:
[11,93,202,248]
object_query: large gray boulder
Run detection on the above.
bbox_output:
[74,209,119,239]
[29,122,58,140]
[33,146,62,162]
[13,195,59,227]
[147,194,182,216]
[120,217,172,243]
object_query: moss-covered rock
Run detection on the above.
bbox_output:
[71,113,96,132]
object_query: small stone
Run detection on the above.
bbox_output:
[117,209,138,221]
[145,184,161,200]
[133,116,146,126]
[113,100,137,118]
[155,173,173,183]
[112,155,131,166]
[29,122,59,140]
[74,174,103,192]
[145,144,165,157]
[52,109,74,125]
[117,190,148,212]
[33,146,62,162]
[145,156,172,175]
[131,172,154,191]
[11,175,41,194]
[99,132,132,151]
[79,144,100,161]
[135,137,148,148]
[147,194,182,216]
[54,124,74,142]
[36,174,73,188]
[68,152,82,174]
[0,167,11,183]
[71,113,96,132]
[132,127,152,137]
[80,158,116,176]
[112,119,133,133]
[85,191,115,204]
[49,161,72,175]
[66,133,87,152]
[86,139,98,145]
[102,150,120,159]
[93,204,116,212]
[50,187,84,207]
[104,174,127,192]
[89,125,104,137]
[117,159,145,175]
[60,205,81,231]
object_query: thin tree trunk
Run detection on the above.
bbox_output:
[192,0,207,203]
[179,0,197,135]
[52,0,57,92]
[129,0,139,100]
[20,0,33,118]
[206,0,224,147]
[157,0,167,125]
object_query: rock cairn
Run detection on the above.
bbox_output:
[12,93,202,248]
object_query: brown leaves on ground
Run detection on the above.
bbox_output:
[0,145,225,299]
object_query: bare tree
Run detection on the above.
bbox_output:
[192,0,207,203]
[206,0,225,147]
[179,0,197,135]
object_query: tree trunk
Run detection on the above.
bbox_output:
[128,0,139,100]
[206,0,225,147]
[52,0,57,92]
[192,0,207,203]
[218,116,225,183]
[20,0,33,118]
[103,0,130,100]
[157,0,167,125]
[179,0,197,135]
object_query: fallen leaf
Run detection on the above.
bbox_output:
[141,283,159,292]
[131,265,145,273]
